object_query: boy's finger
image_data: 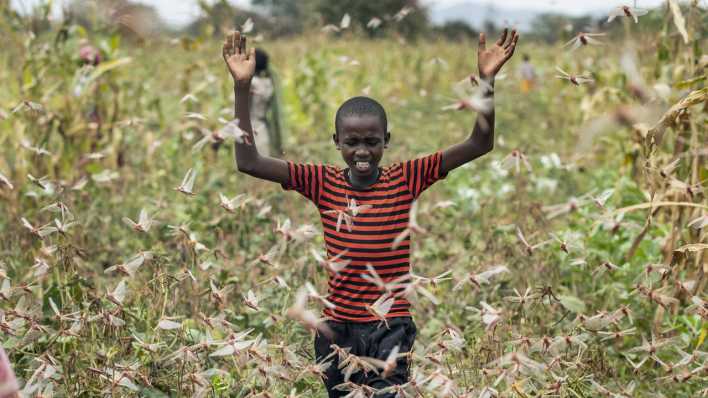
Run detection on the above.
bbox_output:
[224,38,232,56]
[249,47,255,60]
[505,30,517,48]
[510,33,519,51]
[478,32,486,51]
[505,36,519,59]
[496,28,507,46]
[232,31,239,54]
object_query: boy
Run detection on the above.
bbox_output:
[222,29,518,396]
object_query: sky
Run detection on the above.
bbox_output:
[433,0,666,14]
[10,0,669,27]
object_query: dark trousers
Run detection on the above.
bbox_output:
[314,317,417,397]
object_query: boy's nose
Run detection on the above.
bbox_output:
[355,148,369,157]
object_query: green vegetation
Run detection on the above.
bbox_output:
[0,2,705,397]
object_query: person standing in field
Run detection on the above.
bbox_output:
[249,48,284,157]
[76,40,105,150]
[518,53,536,93]
[222,28,518,396]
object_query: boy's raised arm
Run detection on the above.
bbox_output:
[441,29,519,174]
[223,31,289,184]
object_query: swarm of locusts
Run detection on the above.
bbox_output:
[0,2,706,397]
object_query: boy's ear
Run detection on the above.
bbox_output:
[384,131,391,148]
[332,133,339,149]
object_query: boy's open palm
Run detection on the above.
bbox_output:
[223,31,255,83]
[478,28,519,79]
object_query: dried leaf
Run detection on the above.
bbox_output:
[668,0,689,44]
[647,88,707,146]
[674,243,708,253]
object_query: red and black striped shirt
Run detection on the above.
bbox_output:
[281,151,447,322]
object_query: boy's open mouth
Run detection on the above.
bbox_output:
[355,161,371,172]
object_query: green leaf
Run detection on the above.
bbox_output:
[558,295,586,313]
[22,67,35,90]
[86,57,133,84]
[675,75,706,89]
[70,24,87,38]
[657,43,669,62]
[110,34,121,52]
[138,387,169,398]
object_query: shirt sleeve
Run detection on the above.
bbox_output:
[280,162,325,206]
[401,151,448,199]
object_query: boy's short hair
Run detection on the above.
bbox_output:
[335,96,388,136]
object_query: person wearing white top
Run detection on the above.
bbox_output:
[250,48,283,157]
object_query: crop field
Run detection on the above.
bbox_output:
[0,2,706,397]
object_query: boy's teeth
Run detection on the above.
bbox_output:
[355,162,370,171]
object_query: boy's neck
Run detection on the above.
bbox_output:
[347,167,379,189]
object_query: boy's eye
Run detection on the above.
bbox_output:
[343,137,379,147]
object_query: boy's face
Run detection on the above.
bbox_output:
[333,114,390,179]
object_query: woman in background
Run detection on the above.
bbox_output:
[250,48,284,157]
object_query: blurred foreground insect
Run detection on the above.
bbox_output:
[175,168,197,196]
[105,251,153,278]
[467,301,503,331]
[322,13,350,33]
[453,264,509,290]
[218,193,251,213]
[286,287,333,339]
[323,196,372,233]
[563,32,605,51]
[20,218,57,238]
[607,5,649,24]
[555,67,594,86]
[243,289,261,312]
[305,282,336,309]
[687,214,708,230]
[500,149,532,173]
[241,17,254,33]
[504,287,541,307]
[361,263,405,295]
[311,248,351,275]
[392,201,426,250]
[364,293,395,329]
[122,209,154,232]
[366,17,382,30]
[360,344,404,378]
[516,226,552,256]
[442,77,494,117]
[393,6,414,22]
[541,195,592,219]
[192,121,250,152]
[0,171,13,190]
[20,138,51,157]
[106,279,128,307]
